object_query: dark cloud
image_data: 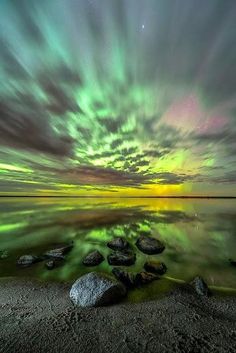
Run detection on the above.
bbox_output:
[133,160,149,167]
[110,138,124,149]
[151,172,194,185]
[39,78,80,115]
[45,165,205,187]
[101,118,122,133]
[120,147,138,156]
[191,127,236,161]
[142,149,167,158]
[57,165,147,187]
[211,171,236,184]
[192,129,236,144]
[0,101,74,157]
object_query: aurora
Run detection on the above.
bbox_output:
[0,0,236,196]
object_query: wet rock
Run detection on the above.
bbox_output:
[136,236,165,255]
[112,268,136,288]
[229,259,236,267]
[70,272,126,307]
[107,250,136,266]
[44,242,73,259]
[144,260,167,275]
[82,250,104,266]
[107,237,129,251]
[17,255,41,267]
[45,259,63,270]
[190,276,210,297]
[0,250,9,259]
[135,271,159,286]
[45,260,56,270]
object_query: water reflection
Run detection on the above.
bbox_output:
[0,197,236,290]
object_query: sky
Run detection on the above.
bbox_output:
[0,0,236,196]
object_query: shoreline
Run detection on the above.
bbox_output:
[1,277,236,353]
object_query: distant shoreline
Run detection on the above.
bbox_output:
[0,196,236,199]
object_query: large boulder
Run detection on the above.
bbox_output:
[17,255,41,267]
[82,250,104,266]
[144,260,167,275]
[107,237,129,251]
[70,272,127,307]
[190,276,211,297]
[107,250,136,266]
[136,236,165,255]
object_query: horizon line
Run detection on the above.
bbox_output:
[0,195,236,199]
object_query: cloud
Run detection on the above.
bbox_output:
[0,0,236,194]
[0,100,74,157]
[57,165,148,187]
[39,78,80,116]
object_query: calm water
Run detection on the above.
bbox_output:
[0,197,236,295]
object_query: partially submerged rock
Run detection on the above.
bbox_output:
[107,250,136,266]
[70,272,126,307]
[144,260,167,275]
[190,276,210,297]
[45,260,56,270]
[112,267,136,288]
[136,236,165,255]
[135,271,159,286]
[82,250,104,266]
[229,259,236,267]
[107,237,129,251]
[17,255,41,267]
[0,250,9,260]
[45,259,63,270]
[44,242,73,259]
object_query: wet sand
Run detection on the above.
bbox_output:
[1,278,236,353]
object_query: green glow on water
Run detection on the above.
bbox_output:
[0,197,236,297]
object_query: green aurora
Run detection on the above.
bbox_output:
[0,0,236,196]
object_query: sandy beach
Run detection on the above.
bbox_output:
[1,277,236,353]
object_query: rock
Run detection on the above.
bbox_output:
[190,276,210,297]
[70,272,127,307]
[45,260,56,270]
[112,268,136,288]
[107,237,129,251]
[17,255,41,267]
[0,250,9,259]
[229,259,236,267]
[107,250,136,266]
[136,236,165,255]
[44,242,73,259]
[45,259,63,270]
[144,260,167,275]
[135,271,159,286]
[82,250,104,266]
